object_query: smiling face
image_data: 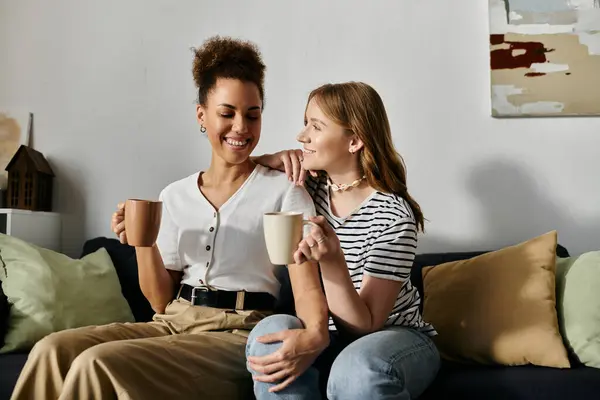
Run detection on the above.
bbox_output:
[196,78,262,165]
[297,97,362,173]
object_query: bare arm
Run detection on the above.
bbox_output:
[246,260,329,392]
[287,260,329,343]
[136,245,182,314]
[112,197,182,314]
[295,216,414,336]
[320,256,401,335]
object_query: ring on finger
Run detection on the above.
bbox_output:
[308,242,316,248]
[316,236,327,244]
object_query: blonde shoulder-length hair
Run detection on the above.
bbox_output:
[306,81,425,232]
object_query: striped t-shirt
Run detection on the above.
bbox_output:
[306,174,436,336]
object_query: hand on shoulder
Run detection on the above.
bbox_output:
[254,150,317,186]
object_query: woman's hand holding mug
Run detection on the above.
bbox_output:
[293,216,342,265]
[263,211,343,266]
[111,199,162,247]
[111,203,127,244]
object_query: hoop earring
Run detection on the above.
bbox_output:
[200,125,207,133]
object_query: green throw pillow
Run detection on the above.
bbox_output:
[0,233,134,353]
[556,252,600,368]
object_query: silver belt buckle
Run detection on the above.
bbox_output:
[190,286,209,305]
[235,291,246,311]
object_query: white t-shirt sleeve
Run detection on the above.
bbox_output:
[155,189,183,271]
[281,184,316,218]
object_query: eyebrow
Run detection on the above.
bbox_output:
[218,103,261,111]
[310,117,327,126]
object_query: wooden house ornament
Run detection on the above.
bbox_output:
[4,145,54,211]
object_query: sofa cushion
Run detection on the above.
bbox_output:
[410,244,569,313]
[412,251,489,310]
[0,234,134,353]
[555,251,600,368]
[80,237,155,323]
[421,231,570,368]
[0,351,28,400]
[420,361,600,400]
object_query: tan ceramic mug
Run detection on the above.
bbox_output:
[263,212,319,265]
[124,199,162,247]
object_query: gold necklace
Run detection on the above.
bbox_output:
[328,175,367,192]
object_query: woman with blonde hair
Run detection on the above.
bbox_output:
[247,82,440,399]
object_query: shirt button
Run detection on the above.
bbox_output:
[206,245,211,251]
[209,227,214,232]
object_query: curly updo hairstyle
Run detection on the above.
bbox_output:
[192,35,266,108]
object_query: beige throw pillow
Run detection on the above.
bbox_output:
[422,231,570,368]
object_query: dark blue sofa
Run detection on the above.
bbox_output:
[2,238,600,399]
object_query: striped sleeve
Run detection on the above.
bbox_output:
[362,217,418,281]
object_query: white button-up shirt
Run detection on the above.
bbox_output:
[156,165,315,298]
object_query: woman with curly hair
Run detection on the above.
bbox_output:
[10,36,329,400]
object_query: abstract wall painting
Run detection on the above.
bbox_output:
[489,0,600,117]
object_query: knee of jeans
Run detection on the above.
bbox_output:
[246,314,303,358]
[327,347,383,398]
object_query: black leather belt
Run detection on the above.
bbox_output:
[177,284,277,311]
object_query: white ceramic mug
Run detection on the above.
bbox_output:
[263,212,318,265]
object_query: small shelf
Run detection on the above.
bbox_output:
[0,208,59,216]
[0,208,61,251]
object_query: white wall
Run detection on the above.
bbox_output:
[1,0,599,257]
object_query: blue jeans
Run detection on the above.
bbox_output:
[247,314,440,399]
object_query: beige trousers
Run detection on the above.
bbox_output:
[10,299,269,400]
